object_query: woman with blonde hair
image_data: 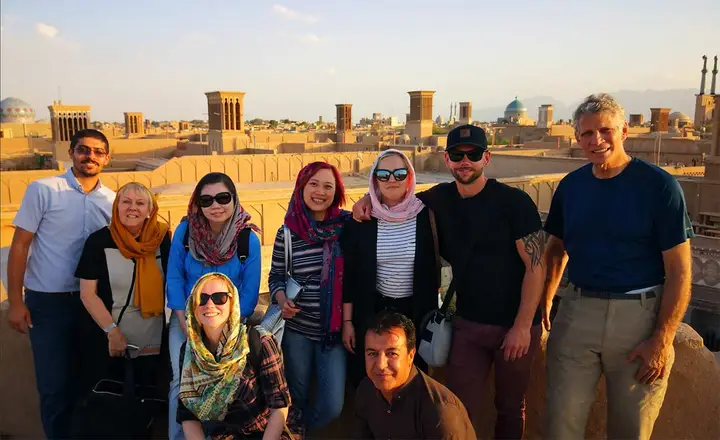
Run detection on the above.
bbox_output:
[76,182,171,384]
[177,272,303,440]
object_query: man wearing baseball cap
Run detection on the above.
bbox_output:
[352,124,545,438]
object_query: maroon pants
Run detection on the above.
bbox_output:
[446,317,542,439]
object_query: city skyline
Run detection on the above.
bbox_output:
[1,0,719,122]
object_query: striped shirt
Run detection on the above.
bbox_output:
[376,217,417,298]
[268,227,325,340]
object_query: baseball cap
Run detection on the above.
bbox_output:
[446,124,488,151]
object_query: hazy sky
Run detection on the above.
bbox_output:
[1,0,719,122]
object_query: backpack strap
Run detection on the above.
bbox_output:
[247,326,263,373]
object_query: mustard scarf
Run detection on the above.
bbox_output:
[179,273,249,421]
[109,183,169,318]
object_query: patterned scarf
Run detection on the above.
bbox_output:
[369,149,425,222]
[179,273,249,421]
[284,166,349,345]
[187,193,261,266]
[109,183,169,318]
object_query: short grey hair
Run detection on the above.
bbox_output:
[573,93,626,131]
[117,183,154,211]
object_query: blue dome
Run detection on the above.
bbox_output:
[0,97,36,123]
[505,97,527,113]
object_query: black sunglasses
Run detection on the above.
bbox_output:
[448,149,485,162]
[199,292,231,306]
[374,168,409,182]
[197,192,233,208]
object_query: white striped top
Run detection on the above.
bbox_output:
[376,217,417,298]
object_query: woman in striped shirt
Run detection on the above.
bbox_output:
[340,150,440,387]
[267,162,350,432]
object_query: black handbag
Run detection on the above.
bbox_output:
[71,350,166,438]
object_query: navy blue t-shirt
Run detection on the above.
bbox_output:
[544,158,694,292]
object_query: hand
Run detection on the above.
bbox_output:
[342,321,356,354]
[279,296,301,319]
[627,336,673,384]
[541,299,553,331]
[501,325,531,362]
[108,327,128,357]
[352,195,372,222]
[8,302,33,334]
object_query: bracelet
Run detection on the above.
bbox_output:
[343,319,352,323]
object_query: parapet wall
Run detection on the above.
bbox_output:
[0,152,382,207]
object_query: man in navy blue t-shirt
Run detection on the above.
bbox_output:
[542,93,693,440]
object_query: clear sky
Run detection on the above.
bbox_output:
[1,0,719,122]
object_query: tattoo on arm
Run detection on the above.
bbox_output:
[521,231,545,268]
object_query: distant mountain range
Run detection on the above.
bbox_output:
[470,89,698,123]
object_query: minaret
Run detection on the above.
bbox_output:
[700,55,708,94]
[711,55,718,95]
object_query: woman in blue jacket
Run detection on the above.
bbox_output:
[165,172,262,440]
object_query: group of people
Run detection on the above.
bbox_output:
[7,92,693,440]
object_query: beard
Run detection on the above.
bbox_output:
[451,166,483,185]
[74,159,102,177]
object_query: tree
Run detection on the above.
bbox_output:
[268,120,279,129]
[250,118,264,125]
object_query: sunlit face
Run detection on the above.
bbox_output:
[376,154,410,206]
[575,112,628,166]
[365,328,415,394]
[68,137,111,178]
[194,278,232,330]
[199,182,235,225]
[444,145,490,185]
[303,168,336,216]
[117,188,151,234]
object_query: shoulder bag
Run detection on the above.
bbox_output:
[418,209,475,367]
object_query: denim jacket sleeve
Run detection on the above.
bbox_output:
[239,230,262,319]
[166,221,189,311]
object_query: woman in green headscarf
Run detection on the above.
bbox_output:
[177,273,303,440]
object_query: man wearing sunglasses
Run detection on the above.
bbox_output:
[352,124,545,438]
[7,129,115,439]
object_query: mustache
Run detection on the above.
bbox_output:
[81,159,99,166]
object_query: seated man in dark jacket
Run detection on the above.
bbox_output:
[354,312,476,440]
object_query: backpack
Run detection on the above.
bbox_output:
[181,216,251,264]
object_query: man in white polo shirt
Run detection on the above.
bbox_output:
[7,129,116,439]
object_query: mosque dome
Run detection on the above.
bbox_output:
[669,111,691,122]
[505,97,527,113]
[0,97,36,124]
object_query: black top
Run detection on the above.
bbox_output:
[340,207,440,327]
[544,158,694,292]
[418,179,542,327]
[354,367,476,440]
[75,227,171,354]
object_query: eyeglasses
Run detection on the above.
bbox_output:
[374,168,409,182]
[447,149,485,162]
[197,192,233,208]
[74,145,108,158]
[199,292,231,306]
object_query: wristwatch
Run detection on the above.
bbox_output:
[103,322,117,333]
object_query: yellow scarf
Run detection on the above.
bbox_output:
[109,184,169,318]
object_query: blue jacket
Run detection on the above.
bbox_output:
[166,220,262,318]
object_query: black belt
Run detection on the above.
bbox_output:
[573,286,657,300]
[48,291,81,296]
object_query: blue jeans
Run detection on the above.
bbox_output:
[168,313,187,440]
[281,329,346,431]
[25,289,104,439]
